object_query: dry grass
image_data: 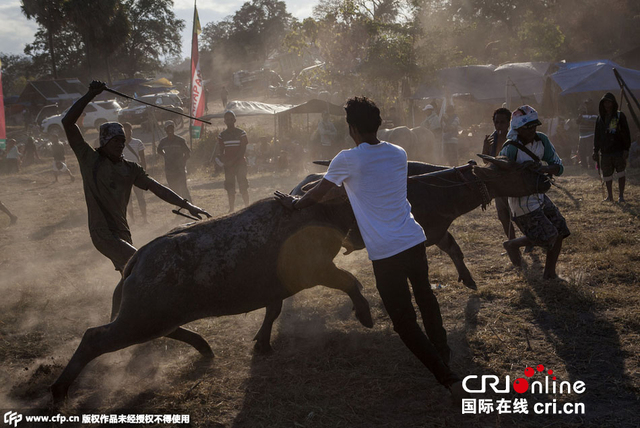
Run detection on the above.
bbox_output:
[0,153,639,427]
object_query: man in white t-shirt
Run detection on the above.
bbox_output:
[275,96,464,399]
[123,122,148,223]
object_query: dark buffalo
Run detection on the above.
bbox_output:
[52,189,373,402]
[295,156,551,289]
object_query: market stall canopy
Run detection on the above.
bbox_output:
[142,77,174,88]
[550,60,640,95]
[17,78,86,105]
[201,99,344,120]
[412,62,551,104]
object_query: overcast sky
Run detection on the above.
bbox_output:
[0,0,315,59]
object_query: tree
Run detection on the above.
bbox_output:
[24,25,86,78]
[117,0,185,78]
[64,0,130,84]
[0,54,35,97]
[20,0,66,78]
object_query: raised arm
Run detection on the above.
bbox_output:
[144,177,211,219]
[62,81,104,152]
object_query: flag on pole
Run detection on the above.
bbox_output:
[0,59,6,150]
[190,5,205,139]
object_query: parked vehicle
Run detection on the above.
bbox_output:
[41,100,122,135]
[118,93,184,128]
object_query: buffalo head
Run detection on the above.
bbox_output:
[474,155,552,198]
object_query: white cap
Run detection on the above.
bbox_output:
[422,105,434,111]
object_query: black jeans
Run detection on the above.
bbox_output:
[372,243,460,387]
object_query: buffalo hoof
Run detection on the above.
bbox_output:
[460,277,477,290]
[253,341,274,355]
[50,382,69,406]
[354,300,374,328]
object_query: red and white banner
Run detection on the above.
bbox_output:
[0,59,6,147]
[190,5,204,139]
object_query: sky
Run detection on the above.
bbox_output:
[0,0,315,59]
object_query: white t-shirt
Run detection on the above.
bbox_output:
[324,141,426,261]
[123,138,145,163]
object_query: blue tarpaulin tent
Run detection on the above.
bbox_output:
[411,62,551,104]
[550,60,640,95]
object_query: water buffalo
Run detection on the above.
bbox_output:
[296,156,551,289]
[51,189,373,402]
[377,126,437,162]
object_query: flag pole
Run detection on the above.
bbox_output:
[189,0,197,150]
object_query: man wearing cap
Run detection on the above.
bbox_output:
[218,110,249,212]
[420,104,441,134]
[499,105,570,280]
[157,120,192,201]
[593,92,631,203]
[62,80,210,276]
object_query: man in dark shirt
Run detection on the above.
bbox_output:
[593,92,631,202]
[218,110,249,212]
[62,81,210,311]
[50,134,75,183]
[157,120,192,201]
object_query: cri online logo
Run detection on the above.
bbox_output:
[463,364,586,394]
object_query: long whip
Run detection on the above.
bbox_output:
[104,87,212,125]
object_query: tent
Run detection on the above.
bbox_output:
[549,60,640,95]
[17,78,86,106]
[412,62,551,104]
[200,99,344,120]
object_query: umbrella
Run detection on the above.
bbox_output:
[550,60,640,95]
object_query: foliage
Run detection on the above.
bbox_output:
[117,0,184,78]
[21,0,184,81]
[0,54,36,97]
[201,0,293,82]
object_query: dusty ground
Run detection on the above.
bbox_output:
[0,135,638,427]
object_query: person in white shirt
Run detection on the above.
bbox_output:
[275,96,464,400]
[123,122,148,223]
[499,105,570,279]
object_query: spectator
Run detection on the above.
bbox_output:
[500,105,570,280]
[441,105,460,166]
[482,107,514,239]
[22,137,41,167]
[420,104,441,134]
[629,132,640,169]
[221,86,229,109]
[317,111,338,160]
[593,92,631,203]
[51,134,75,183]
[157,120,192,201]
[5,139,21,173]
[576,99,597,169]
[122,122,148,223]
[218,111,249,212]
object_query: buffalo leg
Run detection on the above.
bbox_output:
[166,327,214,358]
[253,300,283,354]
[51,319,159,404]
[436,232,477,290]
[110,278,124,321]
[316,265,373,328]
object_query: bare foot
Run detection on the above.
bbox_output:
[503,241,522,267]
